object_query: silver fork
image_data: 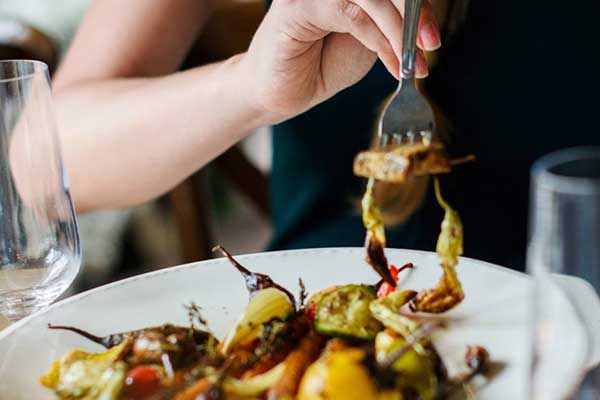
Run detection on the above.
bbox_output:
[377,0,435,146]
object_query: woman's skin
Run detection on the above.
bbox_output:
[53,0,441,212]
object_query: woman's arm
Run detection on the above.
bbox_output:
[54,0,260,212]
[55,0,441,212]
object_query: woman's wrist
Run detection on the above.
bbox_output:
[224,52,286,129]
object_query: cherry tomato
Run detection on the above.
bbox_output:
[123,365,162,398]
[377,265,399,297]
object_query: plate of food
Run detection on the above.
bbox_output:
[0,244,537,400]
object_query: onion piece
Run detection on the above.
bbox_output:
[222,287,295,353]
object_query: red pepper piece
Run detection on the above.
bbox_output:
[377,263,414,297]
[123,365,162,399]
[377,265,399,297]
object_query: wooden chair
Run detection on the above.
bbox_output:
[169,0,269,262]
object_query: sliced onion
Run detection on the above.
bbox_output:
[223,361,286,397]
[222,287,294,353]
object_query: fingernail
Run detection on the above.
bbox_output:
[420,22,441,51]
[415,51,429,78]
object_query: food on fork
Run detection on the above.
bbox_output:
[354,142,449,183]
[353,141,475,184]
[357,136,471,314]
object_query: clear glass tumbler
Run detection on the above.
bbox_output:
[527,146,600,399]
[0,60,81,321]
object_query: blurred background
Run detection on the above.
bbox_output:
[0,0,273,295]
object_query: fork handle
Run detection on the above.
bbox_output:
[401,0,423,79]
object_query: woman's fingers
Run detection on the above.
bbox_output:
[389,0,441,51]
[274,0,436,78]
[351,0,405,63]
[416,0,441,50]
[337,2,400,78]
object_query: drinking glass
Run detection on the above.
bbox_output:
[0,60,81,322]
[527,146,600,399]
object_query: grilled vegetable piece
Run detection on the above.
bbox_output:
[354,142,451,183]
[410,178,465,313]
[362,178,395,286]
[40,340,130,400]
[369,290,419,339]
[172,377,221,400]
[231,316,309,380]
[222,287,296,354]
[213,245,296,304]
[267,330,326,399]
[224,361,287,397]
[297,347,401,400]
[377,263,414,298]
[305,287,337,321]
[121,365,163,399]
[315,285,382,340]
[375,329,439,400]
[48,323,216,368]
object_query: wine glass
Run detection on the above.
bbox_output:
[527,146,600,399]
[0,60,81,322]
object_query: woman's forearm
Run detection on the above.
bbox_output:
[54,54,266,212]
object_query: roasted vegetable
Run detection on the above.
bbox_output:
[375,330,439,400]
[354,142,450,183]
[305,287,336,321]
[224,361,286,397]
[222,287,295,353]
[121,365,163,399]
[369,290,419,339]
[267,330,326,399]
[410,178,465,313]
[297,347,401,400]
[40,340,130,400]
[377,263,413,298]
[353,141,475,184]
[362,178,395,286]
[315,285,382,340]
[213,245,296,304]
[48,323,216,368]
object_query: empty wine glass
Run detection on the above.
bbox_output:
[527,146,600,399]
[0,60,81,322]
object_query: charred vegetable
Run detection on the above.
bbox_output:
[297,346,400,400]
[362,178,395,286]
[48,323,216,369]
[353,141,474,184]
[410,178,465,313]
[213,245,295,304]
[224,361,287,397]
[215,246,297,354]
[354,142,449,183]
[315,285,382,340]
[40,340,130,400]
[369,290,419,339]
[222,287,295,353]
[267,330,326,399]
[375,329,440,400]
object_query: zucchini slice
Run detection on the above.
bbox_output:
[315,285,382,340]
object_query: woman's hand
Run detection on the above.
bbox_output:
[241,0,441,123]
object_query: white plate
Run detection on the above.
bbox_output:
[0,248,551,399]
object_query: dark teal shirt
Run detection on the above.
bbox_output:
[266,1,600,270]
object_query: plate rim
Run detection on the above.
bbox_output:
[0,247,527,342]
